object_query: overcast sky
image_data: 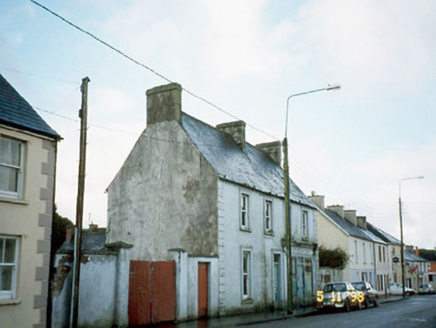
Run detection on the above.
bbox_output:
[1,0,435,249]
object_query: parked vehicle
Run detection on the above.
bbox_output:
[351,281,379,308]
[418,284,435,295]
[316,282,362,312]
[389,282,416,296]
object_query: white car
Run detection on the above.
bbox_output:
[389,282,415,296]
[418,284,435,295]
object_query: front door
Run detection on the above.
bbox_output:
[273,253,282,308]
[198,262,209,318]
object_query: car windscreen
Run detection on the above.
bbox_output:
[352,282,365,291]
[324,283,346,292]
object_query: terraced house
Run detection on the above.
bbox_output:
[106,83,318,324]
[0,74,60,328]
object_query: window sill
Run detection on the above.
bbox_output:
[0,298,21,306]
[264,231,274,237]
[0,197,28,205]
[240,228,251,233]
[241,298,254,305]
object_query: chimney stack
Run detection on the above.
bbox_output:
[146,83,182,126]
[344,210,357,226]
[356,216,367,230]
[256,141,281,165]
[327,205,344,218]
[216,121,246,146]
[308,192,325,210]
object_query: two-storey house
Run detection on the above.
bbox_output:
[0,74,60,327]
[106,83,318,321]
[309,194,385,289]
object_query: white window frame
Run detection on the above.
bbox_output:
[240,193,249,231]
[363,242,366,264]
[0,136,25,199]
[355,240,358,263]
[0,235,19,300]
[241,249,251,299]
[264,200,273,234]
[302,210,308,239]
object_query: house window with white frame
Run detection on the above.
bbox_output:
[355,241,358,263]
[0,136,25,199]
[241,250,251,299]
[240,194,249,230]
[302,210,308,239]
[0,236,19,300]
[363,242,366,264]
[264,200,273,234]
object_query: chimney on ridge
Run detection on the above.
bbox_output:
[256,141,282,165]
[146,83,182,126]
[344,209,357,226]
[327,205,344,218]
[216,121,246,146]
[356,216,367,230]
[308,192,325,210]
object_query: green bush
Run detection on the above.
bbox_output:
[319,246,349,269]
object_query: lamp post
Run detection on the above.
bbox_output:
[283,84,340,314]
[399,176,423,298]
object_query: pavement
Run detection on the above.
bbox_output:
[167,294,405,328]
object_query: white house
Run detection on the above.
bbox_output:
[106,83,318,323]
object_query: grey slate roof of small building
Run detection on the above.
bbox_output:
[59,228,108,252]
[367,222,400,245]
[0,74,60,140]
[405,251,427,262]
[181,113,314,207]
[322,208,385,243]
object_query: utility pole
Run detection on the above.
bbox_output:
[283,137,293,314]
[399,196,405,298]
[71,77,90,328]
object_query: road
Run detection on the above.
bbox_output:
[246,295,436,328]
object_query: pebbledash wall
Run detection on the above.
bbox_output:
[0,126,57,328]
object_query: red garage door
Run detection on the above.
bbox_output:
[128,260,176,326]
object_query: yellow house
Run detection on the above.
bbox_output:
[309,194,386,289]
[0,74,60,327]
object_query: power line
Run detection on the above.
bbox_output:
[0,66,77,84]
[29,0,278,141]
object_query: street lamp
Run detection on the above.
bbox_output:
[399,176,423,298]
[283,84,340,314]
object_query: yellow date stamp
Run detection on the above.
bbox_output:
[317,290,364,303]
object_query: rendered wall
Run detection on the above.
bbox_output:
[0,126,56,328]
[107,121,218,261]
[52,249,130,328]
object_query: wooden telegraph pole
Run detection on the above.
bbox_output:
[71,77,90,328]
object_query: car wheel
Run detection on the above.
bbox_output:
[363,298,370,309]
[344,299,351,312]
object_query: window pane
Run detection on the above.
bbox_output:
[5,239,16,263]
[1,139,21,166]
[0,240,3,262]
[0,266,13,291]
[0,166,19,192]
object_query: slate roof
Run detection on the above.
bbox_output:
[59,228,108,252]
[321,208,385,243]
[405,251,427,262]
[367,222,400,245]
[181,113,314,207]
[0,74,60,140]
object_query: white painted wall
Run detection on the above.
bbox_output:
[217,180,316,314]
